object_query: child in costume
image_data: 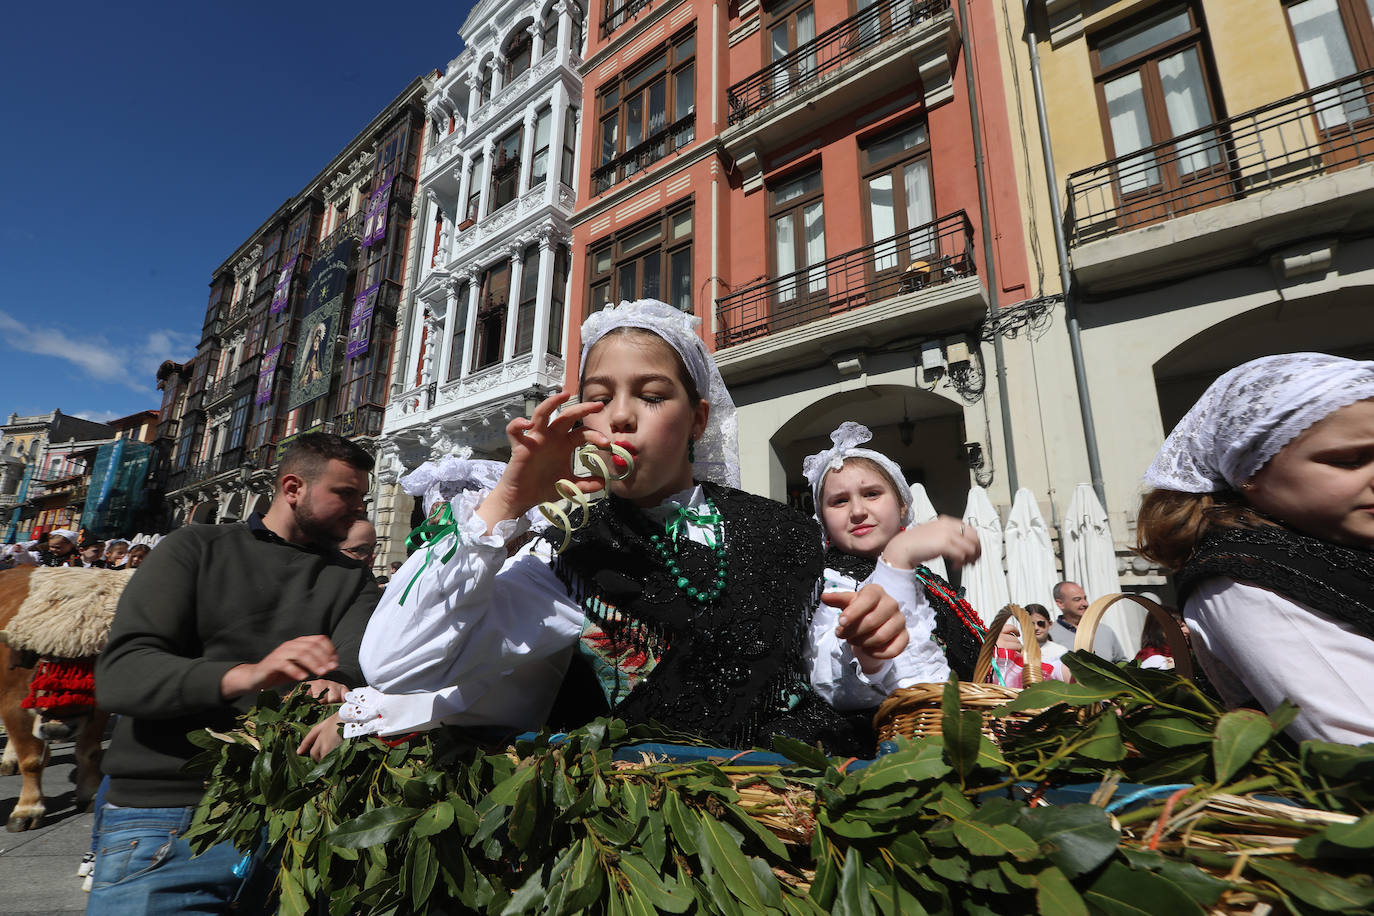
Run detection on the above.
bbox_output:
[1137,352,1374,745]
[356,300,922,754]
[803,422,988,680]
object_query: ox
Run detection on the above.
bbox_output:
[0,566,124,831]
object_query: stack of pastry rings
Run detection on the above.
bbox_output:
[539,442,637,553]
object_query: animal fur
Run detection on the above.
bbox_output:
[0,567,131,658]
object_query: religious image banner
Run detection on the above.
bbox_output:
[362,176,395,248]
[255,344,283,406]
[346,283,378,360]
[286,239,356,412]
[269,255,300,315]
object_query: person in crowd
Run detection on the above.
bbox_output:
[990,614,1069,687]
[356,300,912,756]
[79,540,107,568]
[1136,352,1374,745]
[41,529,80,567]
[389,560,402,576]
[1024,603,1067,666]
[1048,580,1126,661]
[1135,609,1191,670]
[802,421,985,681]
[124,544,150,569]
[104,540,130,569]
[340,518,378,572]
[88,433,382,914]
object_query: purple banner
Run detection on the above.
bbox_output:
[346,284,379,360]
[255,344,283,406]
[361,177,395,248]
[269,256,299,315]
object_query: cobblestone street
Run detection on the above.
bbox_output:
[0,740,95,914]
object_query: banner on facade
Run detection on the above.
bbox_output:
[361,176,395,248]
[79,439,152,537]
[269,255,300,315]
[286,239,356,412]
[346,284,378,360]
[255,344,284,406]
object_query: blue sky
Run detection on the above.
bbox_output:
[0,1,471,424]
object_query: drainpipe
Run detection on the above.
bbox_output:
[1022,8,1106,508]
[955,0,1018,494]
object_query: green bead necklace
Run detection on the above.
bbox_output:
[648,498,727,604]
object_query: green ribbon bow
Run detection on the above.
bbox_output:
[398,502,460,605]
[665,505,722,547]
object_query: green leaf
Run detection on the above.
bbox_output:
[772,735,835,771]
[998,679,1125,711]
[1034,865,1088,916]
[1119,849,1228,905]
[408,839,438,907]
[1213,709,1275,783]
[1062,652,1151,697]
[279,866,311,916]
[1128,749,1209,784]
[1018,805,1120,879]
[940,679,982,780]
[698,813,768,913]
[854,744,950,793]
[483,761,541,807]
[951,819,1039,861]
[327,807,421,848]
[559,837,606,915]
[1322,813,1374,849]
[1249,857,1374,912]
[835,847,877,916]
[618,853,694,913]
[1123,716,1213,748]
[661,790,699,856]
[1076,710,1127,762]
[412,800,455,838]
[1082,861,1205,916]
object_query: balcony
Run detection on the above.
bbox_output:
[722,0,957,189]
[155,418,179,441]
[714,211,985,384]
[1066,68,1374,294]
[0,494,18,509]
[423,127,466,178]
[203,375,236,409]
[234,356,261,387]
[601,0,652,38]
[592,114,696,196]
[317,210,365,255]
[339,403,385,439]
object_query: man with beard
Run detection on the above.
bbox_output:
[89,434,380,914]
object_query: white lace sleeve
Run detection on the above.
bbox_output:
[358,489,584,716]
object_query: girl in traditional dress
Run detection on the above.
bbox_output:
[802,422,987,680]
[356,300,920,754]
[1136,352,1374,745]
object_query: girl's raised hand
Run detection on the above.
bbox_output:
[477,391,610,530]
[881,515,981,571]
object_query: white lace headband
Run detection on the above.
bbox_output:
[1143,352,1374,492]
[802,422,914,542]
[580,299,740,488]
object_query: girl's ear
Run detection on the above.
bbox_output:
[691,399,710,441]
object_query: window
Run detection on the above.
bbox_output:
[1091,5,1222,195]
[256,231,283,284]
[586,205,693,315]
[767,1,817,96]
[861,120,934,273]
[769,169,826,305]
[549,245,569,355]
[541,5,560,54]
[466,154,485,222]
[491,126,522,210]
[475,260,511,369]
[447,284,470,381]
[376,122,409,183]
[479,65,494,105]
[506,28,533,82]
[515,245,541,355]
[249,398,277,450]
[226,394,251,452]
[530,107,553,188]
[189,355,209,395]
[285,211,313,259]
[1285,0,1374,128]
[595,31,695,187]
[245,313,266,358]
[561,107,579,187]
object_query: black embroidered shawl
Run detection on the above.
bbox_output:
[1177,524,1374,641]
[545,482,872,755]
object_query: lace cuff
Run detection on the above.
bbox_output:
[452,489,530,548]
[339,687,385,738]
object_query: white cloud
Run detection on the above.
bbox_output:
[0,311,197,395]
[70,409,122,423]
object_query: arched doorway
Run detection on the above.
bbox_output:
[771,385,968,519]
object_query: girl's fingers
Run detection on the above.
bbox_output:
[550,399,605,429]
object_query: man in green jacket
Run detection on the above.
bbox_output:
[88,433,382,914]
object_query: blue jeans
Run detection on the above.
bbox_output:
[85,805,276,915]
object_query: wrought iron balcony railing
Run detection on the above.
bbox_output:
[715,210,974,349]
[592,114,696,195]
[1066,67,1374,245]
[317,210,365,255]
[601,0,652,38]
[728,0,949,125]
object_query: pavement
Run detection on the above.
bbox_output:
[0,738,95,915]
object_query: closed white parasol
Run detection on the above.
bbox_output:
[1004,488,1057,612]
[959,486,1009,623]
[907,482,947,580]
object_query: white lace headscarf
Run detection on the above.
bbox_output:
[1143,352,1374,493]
[400,447,507,515]
[802,422,914,544]
[580,299,740,488]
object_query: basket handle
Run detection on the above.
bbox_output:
[1075,593,1194,679]
[972,604,1043,685]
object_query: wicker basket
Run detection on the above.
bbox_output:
[1076,593,1194,678]
[874,604,1043,744]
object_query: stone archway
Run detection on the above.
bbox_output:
[189,500,216,525]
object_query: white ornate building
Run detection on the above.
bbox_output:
[376,0,585,563]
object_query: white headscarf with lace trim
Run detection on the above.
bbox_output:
[580,299,740,488]
[1143,352,1374,493]
[802,422,914,544]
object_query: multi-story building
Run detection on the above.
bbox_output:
[567,0,1036,519]
[376,0,586,565]
[0,410,117,542]
[1006,0,1374,551]
[157,76,434,569]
